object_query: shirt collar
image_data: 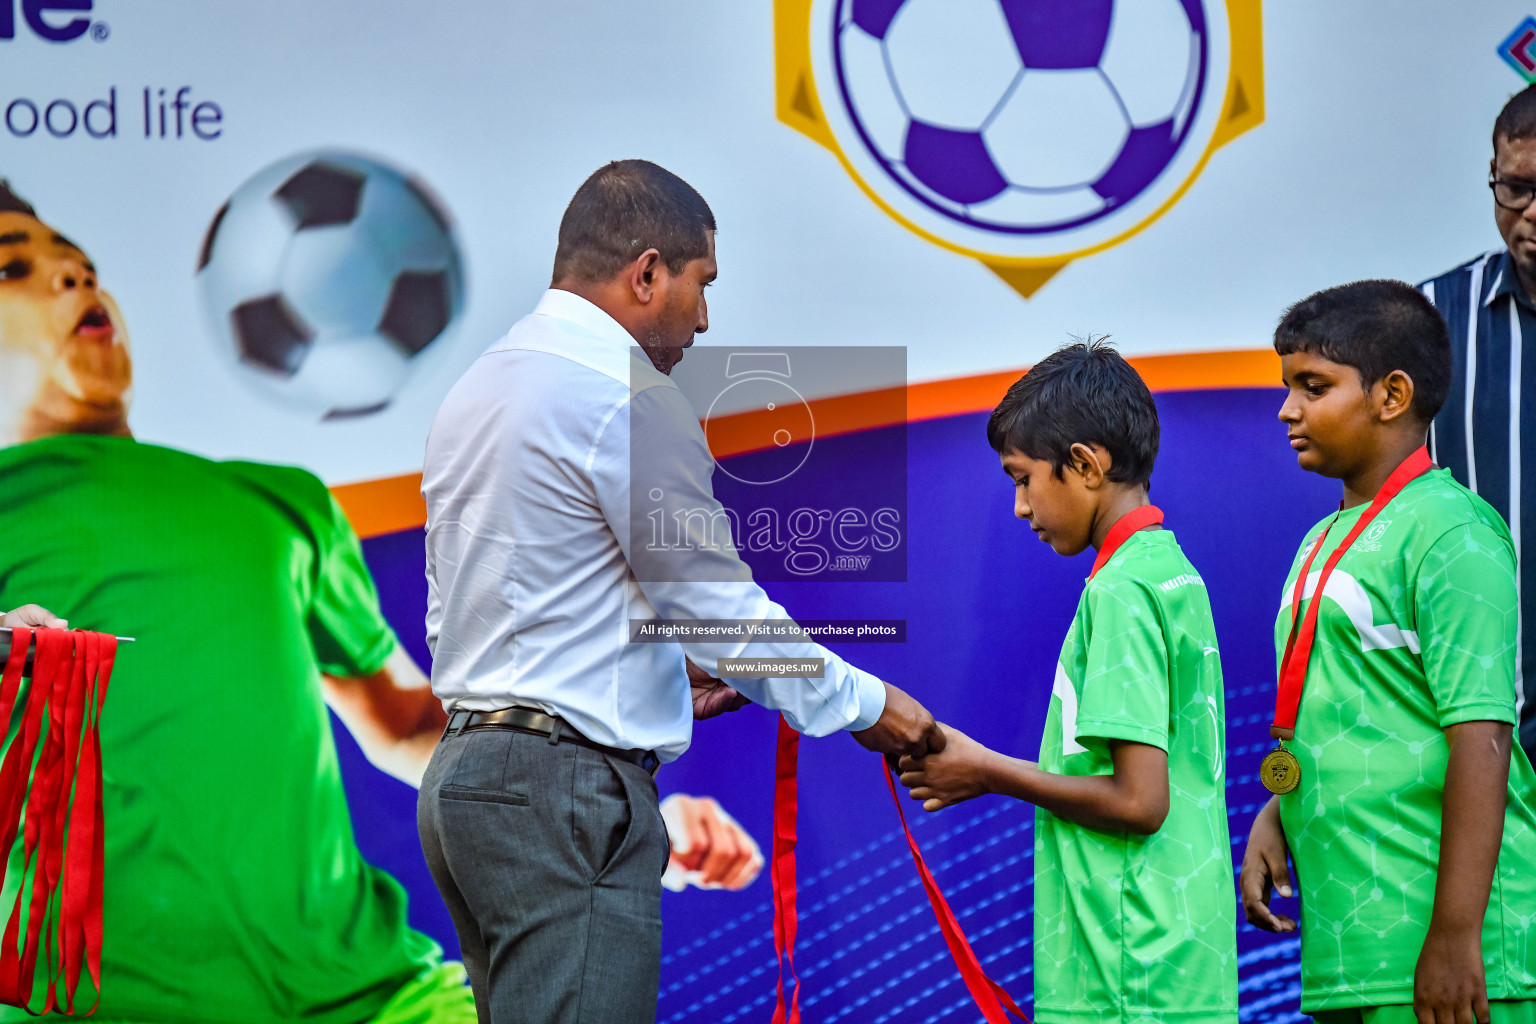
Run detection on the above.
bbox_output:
[531,288,639,351]
[1485,250,1536,312]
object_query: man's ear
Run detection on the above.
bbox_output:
[1377,370,1415,424]
[627,248,664,305]
[1068,442,1108,488]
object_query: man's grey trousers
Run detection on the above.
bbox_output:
[418,725,670,1023]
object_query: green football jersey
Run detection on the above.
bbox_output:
[1274,468,1536,1012]
[1035,528,1237,1024]
[0,435,445,1022]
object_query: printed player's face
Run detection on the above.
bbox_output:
[0,210,131,431]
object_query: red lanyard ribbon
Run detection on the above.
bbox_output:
[883,764,1029,1022]
[769,720,1030,1021]
[1088,505,1164,580]
[1272,446,1433,739]
[769,716,801,1024]
[0,627,114,1015]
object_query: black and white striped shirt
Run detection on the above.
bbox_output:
[1421,249,1535,755]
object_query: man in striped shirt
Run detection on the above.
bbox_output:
[1421,84,1536,769]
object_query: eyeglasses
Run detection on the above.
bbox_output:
[1491,176,1536,211]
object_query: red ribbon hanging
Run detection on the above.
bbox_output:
[1272,446,1432,738]
[883,765,1029,1023]
[769,715,801,1024]
[0,627,114,1016]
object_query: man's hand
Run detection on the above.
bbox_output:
[851,682,945,762]
[1414,924,1489,1024]
[1239,796,1297,933]
[659,793,763,892]
[1,605,67,629]
[686,658,750,720]
[897,724,996,811]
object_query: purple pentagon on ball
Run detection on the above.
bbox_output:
[1000,0,1114,69]
[1092,120,1179,206]
[904,121,1009,205]
[852,0,905,39]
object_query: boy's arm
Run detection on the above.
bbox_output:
[1413,719,1510,1024]
[1411,521,1521,1024]
[1239,795,1296,933]
[898,725,1169,834]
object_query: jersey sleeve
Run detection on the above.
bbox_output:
[1074,578,1171,751]
[1414,522,1520,727]
[307,488,399,679]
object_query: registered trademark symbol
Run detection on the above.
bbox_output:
[90,21,109,41]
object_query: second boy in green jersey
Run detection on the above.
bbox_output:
[1241,280,1536,1024]
[899,341,1237,1024]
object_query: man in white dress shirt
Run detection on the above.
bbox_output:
[417,160,943,1024]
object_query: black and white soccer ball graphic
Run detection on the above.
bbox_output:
[197,151,465,419]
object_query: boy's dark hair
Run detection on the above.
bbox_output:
[0,181,36,218]
[986,339,1159,486]
[551,160,715,284]
[1272,280,1451,422]
[1494,85,1536,150]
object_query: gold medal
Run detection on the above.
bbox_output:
[1259,744,1300,795]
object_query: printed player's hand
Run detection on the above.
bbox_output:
[897,723,996,811]
[1414,923,1489,1024]
[660,793,764,892]
[0,605,67,629]
[1239,796,1297,934]
[686,658,751,720]
[851,682,946,763]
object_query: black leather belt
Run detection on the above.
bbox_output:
[445,706,661,775]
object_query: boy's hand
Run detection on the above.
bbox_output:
[1239,796,1297,933]
[1413,924,1488,1024]
[896,724,1000,811]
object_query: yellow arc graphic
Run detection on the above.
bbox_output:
[774,0,1264,298]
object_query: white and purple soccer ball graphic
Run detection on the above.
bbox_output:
[833,0,1208,235]
[197,151,465,419]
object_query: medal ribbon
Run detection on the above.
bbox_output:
[0,627,114,1015]
[1089,505,1164,580]
[769,716,801,1024]
[883,765,1029,1022]
[1272,446,1433,738]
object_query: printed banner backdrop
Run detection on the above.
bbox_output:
[0,1,1530,1021]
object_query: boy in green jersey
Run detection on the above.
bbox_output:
[899,341,1237,1024]
[1240,280,1536,1024]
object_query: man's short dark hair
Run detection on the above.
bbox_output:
[1273,279,1451,422]
[986,339,1159,487]
[551,160,715,284]
[0,180,36,218]
[1495,85,1536,150]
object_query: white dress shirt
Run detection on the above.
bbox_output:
[421,289,887,761]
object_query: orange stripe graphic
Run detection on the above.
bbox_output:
[333,349,1281,539]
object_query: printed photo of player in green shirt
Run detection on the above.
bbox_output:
[898,341,1238,1024]
[0,181,476,1022]
[1240,280,1536,1024]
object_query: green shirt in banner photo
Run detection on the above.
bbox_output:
[1035,528,1238,1024]
[0,435,450,1023]
[1273,467,1536,1013]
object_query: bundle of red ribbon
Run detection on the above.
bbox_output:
[0,627,115,1016]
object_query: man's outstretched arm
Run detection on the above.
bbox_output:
[323,646,446,788]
